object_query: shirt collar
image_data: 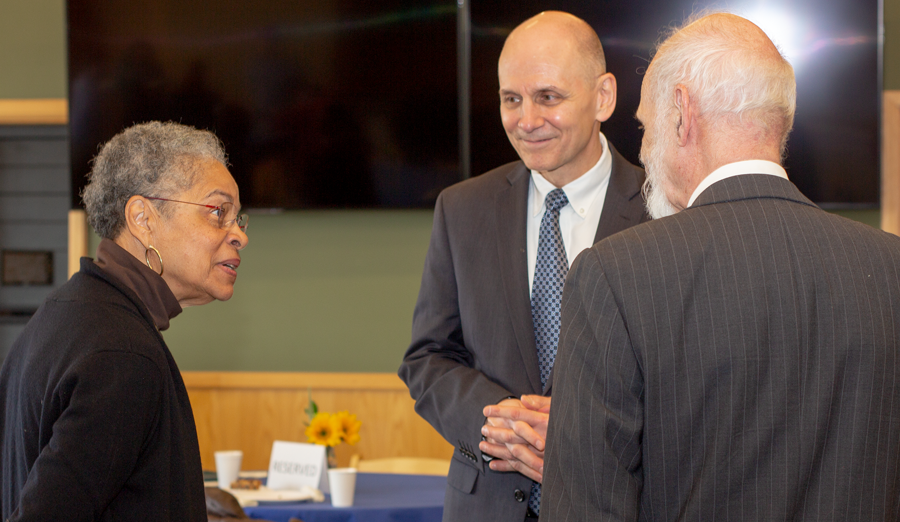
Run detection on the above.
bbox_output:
[688,160,788,207]
[530,132,612,217]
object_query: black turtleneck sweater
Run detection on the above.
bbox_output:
[0,239,206,521]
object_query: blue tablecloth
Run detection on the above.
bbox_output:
[244,472,445,522]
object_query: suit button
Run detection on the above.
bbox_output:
[514,489,525,502]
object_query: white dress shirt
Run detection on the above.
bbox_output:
[527,132,612,295]
[687,160,788,207]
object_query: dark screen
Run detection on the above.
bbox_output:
[470,0,880,207]
[68,0,459,209]
[68,0,879,209]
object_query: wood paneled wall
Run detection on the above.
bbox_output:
[0,99,67,125]
[183,372,452,471]
[883,91,900,236]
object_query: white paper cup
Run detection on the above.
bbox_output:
[328,467,358,507]
[214,450,243,489]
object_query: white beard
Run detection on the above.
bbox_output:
[642,175,678,220]
[639,131,679,220]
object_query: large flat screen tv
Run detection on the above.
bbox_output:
[68,0,460,209]
[68,0,880,210]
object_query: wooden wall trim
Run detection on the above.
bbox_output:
[0,99,68,125]
[183,371,452,471]
[182,371,408,391]
[883,91,900,235]
[68,209,88,278]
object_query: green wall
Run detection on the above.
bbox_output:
[5,0,895,371]
[0,0,66,99]
[89,211,433,372]
[888,0,900,89]
[165,211,432,371]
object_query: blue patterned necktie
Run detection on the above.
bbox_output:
[529,187,569,515]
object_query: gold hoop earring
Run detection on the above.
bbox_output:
[145,245,164,276]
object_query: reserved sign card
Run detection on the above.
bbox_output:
[267,440,330,493]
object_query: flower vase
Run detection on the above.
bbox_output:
[327,446,338,469]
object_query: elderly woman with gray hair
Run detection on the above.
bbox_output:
[0,121,249,521]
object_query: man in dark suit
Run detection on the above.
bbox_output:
[542,12,900,521]
[398,11,648,522]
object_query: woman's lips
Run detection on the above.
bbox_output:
[219,259,240,277]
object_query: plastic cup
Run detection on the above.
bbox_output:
[327,467,358,507]
[214,450,243,489]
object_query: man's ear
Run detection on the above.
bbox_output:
[595,72,617,123]
[674,84,693,147]
[123,195,153,246]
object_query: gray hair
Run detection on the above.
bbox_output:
[82,121,228,239]
[647,12,796,155]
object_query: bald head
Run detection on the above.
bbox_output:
[645,12,796,151]
[496,11,618,186]
[501,11,606,83]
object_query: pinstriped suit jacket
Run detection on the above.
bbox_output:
[542,174,900,521]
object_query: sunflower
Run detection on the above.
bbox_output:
[305,412,343,447]
[332,411,362,445]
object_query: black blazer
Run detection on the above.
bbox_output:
[543,174,900,521]
[399,143,648,522]
[0,259,206,521]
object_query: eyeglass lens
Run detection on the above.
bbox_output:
[236,214,249,231]
[217,202,249,231]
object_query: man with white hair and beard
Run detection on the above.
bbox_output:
[540,12,900,521]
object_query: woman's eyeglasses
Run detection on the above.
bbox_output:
[143,196,249,232]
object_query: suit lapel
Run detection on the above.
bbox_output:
[495,163,544,395]
[546,143,647,395]
[593,142,649,244]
